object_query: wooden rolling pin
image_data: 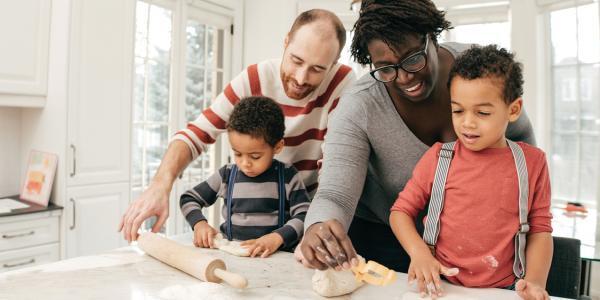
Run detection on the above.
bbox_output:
[137,232,248,289]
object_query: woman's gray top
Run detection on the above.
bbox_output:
[304,43,536,231]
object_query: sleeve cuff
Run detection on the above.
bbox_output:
[185,210,207,229]
[273,225,299,248]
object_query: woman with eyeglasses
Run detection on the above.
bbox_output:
[298,0,535,274]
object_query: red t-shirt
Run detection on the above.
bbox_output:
[391,141,552,288]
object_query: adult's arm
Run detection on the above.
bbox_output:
[301,91,371,270]
[119,67,250,242]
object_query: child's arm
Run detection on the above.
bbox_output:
[180,166,226,248]
[390,211,455,298]
[515,232,552,300]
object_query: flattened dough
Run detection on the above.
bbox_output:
[212,234,250,257]
[311,256,366,297]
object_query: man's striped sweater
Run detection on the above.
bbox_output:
[180,160,311,248]
[172,59,356,196]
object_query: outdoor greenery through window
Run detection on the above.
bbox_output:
[550,2,600,208]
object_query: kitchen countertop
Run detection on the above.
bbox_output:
[0,233,570,300]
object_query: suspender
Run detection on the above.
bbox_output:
[225,161,287,241]
[422,140,529,279]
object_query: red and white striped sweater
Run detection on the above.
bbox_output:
[172,59,356,195]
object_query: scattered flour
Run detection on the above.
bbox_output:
[481,255,499,269]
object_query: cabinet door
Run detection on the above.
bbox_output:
[67,0,135,186]
[0,0,51,106]
[65,183,129,258]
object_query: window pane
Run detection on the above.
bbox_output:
[185,66,205,121]
[580,64,600,132]
[144,124,169,186]
[148,6,172,61]
[135,2,149,38]
[551,133,578,200]
[186,21,205,66]
[205,70,214,107]
[147,59,170,122]
[132,124,143,188]
[579,135,600,205]
[553,66,578,131]
[134,58,145,122]
[551,8,577,65]
[577,3,600,64]
[207,26,216,69]
[448,22,510,50]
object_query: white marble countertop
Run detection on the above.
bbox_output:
[0,233,569,300]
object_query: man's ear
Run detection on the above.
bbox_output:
[274,139,285,154]
[508,98,523,122]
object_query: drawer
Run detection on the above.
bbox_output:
[0,215,59,252]
[0,243,59,273]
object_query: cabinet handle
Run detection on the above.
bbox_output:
[70,144,77,177]
[70,198,76,230]
[2,231,35,239]
[3,258,35,269]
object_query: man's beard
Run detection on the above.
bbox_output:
[281,72,315,100]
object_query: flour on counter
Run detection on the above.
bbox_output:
[402,291,478,300]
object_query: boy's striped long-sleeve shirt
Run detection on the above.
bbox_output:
[172,59,356,196]
[180,160,311,248]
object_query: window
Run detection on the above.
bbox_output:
[443,22,510,50]
[132,0,233,235]
[549,2,600,207]
[132,2,172,195]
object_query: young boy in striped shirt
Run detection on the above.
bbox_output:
[180,96,311,258]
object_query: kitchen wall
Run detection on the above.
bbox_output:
[0,108,22,196]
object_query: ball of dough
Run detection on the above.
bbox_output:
[311,257,366,297]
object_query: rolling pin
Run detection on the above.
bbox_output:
[137,232,248,289]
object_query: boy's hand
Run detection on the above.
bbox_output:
[193,221,218,248]
[241,233,284,258]
[408,251,458,299]
[515,279,549,300]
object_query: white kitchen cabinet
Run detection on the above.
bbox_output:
[65,183,130,258]
[66,0,135,187]
[0,0,51,107]
[0,209,61,273]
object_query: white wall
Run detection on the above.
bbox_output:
[0,108,22,196]
[242,0,297,66]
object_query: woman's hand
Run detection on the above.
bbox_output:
[300,220,358,270]
[408,251,458,299]
[192,221,218,248]
[241,233,284,258]
[515,279,549,300]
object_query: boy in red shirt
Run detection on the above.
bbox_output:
[390,45,552,300]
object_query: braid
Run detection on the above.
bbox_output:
[351,0,452,65]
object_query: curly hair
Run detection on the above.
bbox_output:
[350,0,452,65]
[227,96,285,147]
[448,45,524,104]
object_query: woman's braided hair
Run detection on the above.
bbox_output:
[350,0,452,65]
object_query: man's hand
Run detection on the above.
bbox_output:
[118,183,170,242]
[193,221,218,248]
[241,233,284,258]
[516,279,549,300]
[300,220,358,271]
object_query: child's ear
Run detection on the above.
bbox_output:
[274,139,285,154]
[508,98,523,122]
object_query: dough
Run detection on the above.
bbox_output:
[212,234,250,257]
[311,261,366,298]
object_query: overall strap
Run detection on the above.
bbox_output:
[225,165,238,241]
[277,161,286,228]
[423,142,456,248]
[507,140,529,279]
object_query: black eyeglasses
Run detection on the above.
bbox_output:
[370,34,430,83]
